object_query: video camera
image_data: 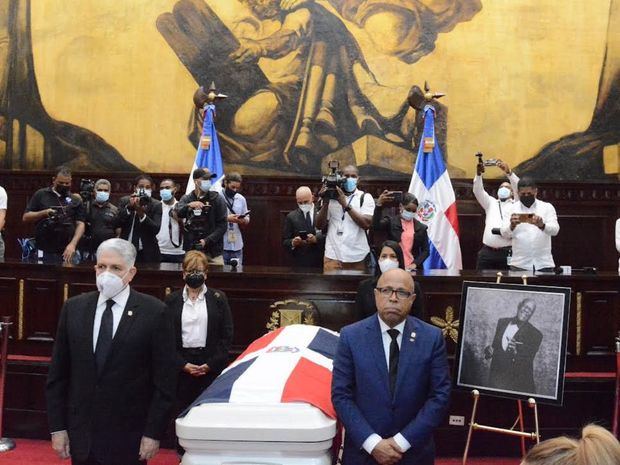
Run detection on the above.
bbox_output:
[184,202,212,250]
[79,179,95,203]
[320,160,346,200]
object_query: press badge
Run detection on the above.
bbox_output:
[227,230,236,243]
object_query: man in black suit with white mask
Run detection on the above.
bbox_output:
[46,238,177,465]
[282,186,325,268]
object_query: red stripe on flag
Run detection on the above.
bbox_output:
[235,328,283,361]
[444,202,460,236]
[281,357,336,419]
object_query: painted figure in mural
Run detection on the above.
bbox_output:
[158,0,481,175]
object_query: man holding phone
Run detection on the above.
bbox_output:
[500,177,559,271]
[282,186,325,268]
[220,173,250,266]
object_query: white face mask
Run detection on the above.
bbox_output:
[298,204,312,213]
[96,270,130,299]
[378,258,399,273]
[497,186,511,201]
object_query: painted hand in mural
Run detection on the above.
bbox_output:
[229,38,264,63]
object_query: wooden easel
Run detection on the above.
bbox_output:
[462,273,541,464]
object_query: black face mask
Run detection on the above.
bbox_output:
[185,272,205,289]
[55,185,69,196]
[520,195,535,208]
[225,188,236,198]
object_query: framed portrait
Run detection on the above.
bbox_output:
[454,281,571,405]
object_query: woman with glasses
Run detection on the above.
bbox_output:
[164,250,233,415]
[355,240,425,320]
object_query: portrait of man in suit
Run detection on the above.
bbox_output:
[484,298,543,393]
[332,268,451,465]
[45,238,177,465]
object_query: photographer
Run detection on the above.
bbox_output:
[221,173,249,266]
[316,164,375,272]
[176,168,227,264]
[473,157,519,270]
[500,177,559,271]
[156,178,185,263]
[116,174,162,263]
[22,166,85,263]
[81,179,119,260]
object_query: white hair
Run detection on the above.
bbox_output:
[96,238,136,267]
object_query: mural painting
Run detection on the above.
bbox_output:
[0,0,617,180]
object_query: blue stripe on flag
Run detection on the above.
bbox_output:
[178,357,256,417]
[414,106,447,192]
[423,241,447,271]
[194,104,224,180]
[307,328,338,360]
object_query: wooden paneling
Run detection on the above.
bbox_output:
[23,278,59,342]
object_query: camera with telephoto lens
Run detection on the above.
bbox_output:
[184,202,212,250]
[79,179,95,203]
[320,160,346,200]
[136,187,150,207]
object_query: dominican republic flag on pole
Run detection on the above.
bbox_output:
[183,325,339,419]
[408,105,462,270]
[185,103,224,194]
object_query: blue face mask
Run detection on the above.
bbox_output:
[95,191,109,203]
[344,177,357,192]
[401,210,416,221]
[160,188,174,202]
[497,186,511,201]
[199,180,212,192]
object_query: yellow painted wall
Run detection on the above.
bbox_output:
[30,0,611,176]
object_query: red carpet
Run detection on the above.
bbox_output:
[0,439,521,464]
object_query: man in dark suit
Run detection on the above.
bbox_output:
[116,174,163,263]
[332,268,451,465]
[282,186,325,268]
[46,238,177,465]
[484,298,543,393]
[373,192,429,271]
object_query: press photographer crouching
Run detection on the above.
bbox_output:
[22,166,86,264]
[117,174,163,263]
[79,179,119,261]
[176,168,227,265]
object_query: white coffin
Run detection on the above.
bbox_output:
[177,402,337,465]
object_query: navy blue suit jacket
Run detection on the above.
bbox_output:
[332,315,451,464]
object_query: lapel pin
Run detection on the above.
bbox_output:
[410,331,417,343]
[128,310,133,317]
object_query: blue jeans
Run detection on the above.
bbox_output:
[223,249,243,266]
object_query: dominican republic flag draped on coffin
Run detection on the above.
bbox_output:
[184,325,339,419]
[185,103,225,194]
[408,105,462,270]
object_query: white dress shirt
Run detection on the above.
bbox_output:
[362,316,411,455]
[181,285,209,348]
[157,199,184,256]
[92,285,131,352]
[473,175,517,248]
[501,323,519,351]
[324,190,375,262]
[501,198,559,270]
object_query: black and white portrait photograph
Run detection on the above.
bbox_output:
[454,282,571,405]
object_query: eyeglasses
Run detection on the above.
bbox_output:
[375,287,414,299]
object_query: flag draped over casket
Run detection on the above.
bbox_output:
[183,325,339,419]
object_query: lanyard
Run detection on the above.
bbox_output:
[498,200,503,221]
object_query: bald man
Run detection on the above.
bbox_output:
[332,269,451,465]
[282,186,325,268]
